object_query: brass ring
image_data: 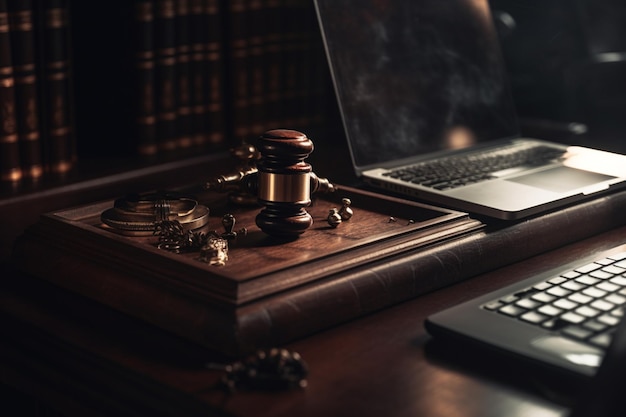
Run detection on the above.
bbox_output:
[101,204,210,236]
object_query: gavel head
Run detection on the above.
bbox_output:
[255,129,315,238]
[255,129,314,173]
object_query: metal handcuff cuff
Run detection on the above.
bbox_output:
[100,192,210,236]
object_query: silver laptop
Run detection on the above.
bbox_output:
[313,0,626,220]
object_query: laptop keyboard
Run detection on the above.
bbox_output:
[382,144,564,190]
[483,251,626,351]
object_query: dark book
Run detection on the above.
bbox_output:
[205,0,224,146]
[246,0,265,136]
[38,0,75,176]
[284,0,317,131]
[174,0,193,150]
[0,0,21,183]
[8,0,42,181]
[188,0,208,147]
[154,0,178,153]
[263,0,284,130]
[133,0,158,157]
[279,0,300,129]
[229,0,251,144]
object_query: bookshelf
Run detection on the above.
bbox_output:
[0,0,339,261]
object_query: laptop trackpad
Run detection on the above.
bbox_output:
[507,166,615,193]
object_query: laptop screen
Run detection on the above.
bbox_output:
[314,0,520,172]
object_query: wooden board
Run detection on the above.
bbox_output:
[29,185,481,304]
[11,185,483,353]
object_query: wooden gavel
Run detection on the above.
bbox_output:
[205,129,334,238]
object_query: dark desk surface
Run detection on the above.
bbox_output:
[3,225,626,417]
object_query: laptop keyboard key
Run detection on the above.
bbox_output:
[574,305,600,318]
[560,312,585,324]
[553,298,579,310]
[547,286,572,297]
[562,326,594,340]
[589,333,613,348]
[532,292,557,303]
[597,314,620,326]
[575,275,600,286]
[521,311,548,324]
[583,320,608,332]
[576,263,603,274]
[569,293,593,304]
[538,305,563,317]
[516,298,542,309]
[582,287,607,299]
[498,304,526,317]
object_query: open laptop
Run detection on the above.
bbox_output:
[313,0,626,220]
[425,243,626,416]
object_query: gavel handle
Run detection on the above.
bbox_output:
[310,172,335,194]
[205,170,335,196]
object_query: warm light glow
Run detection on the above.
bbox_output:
[444,126,477,149]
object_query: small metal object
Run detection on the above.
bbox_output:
[154,220,209,253]
[338,197,353,221]
[115,192,198,218]
[101,192,209,236]
[327,208,342,228]
[221,214,238,240]
[206,348,309,392]
[388,216,397,223]
[219,214,248,240]
[199,236,229,266]
[407,219,415,225]
[154,199,171,221]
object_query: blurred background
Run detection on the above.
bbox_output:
[490,0,626,153]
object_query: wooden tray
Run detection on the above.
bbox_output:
[12,185,483,353]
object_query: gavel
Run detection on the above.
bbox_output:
[205,129,334,238]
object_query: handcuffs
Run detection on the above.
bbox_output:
[100,192,210,236]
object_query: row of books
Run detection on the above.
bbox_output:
[0,0,74,183]
[0,0,334,184]
[227,0,331,144]
[129,0,225,156]
[68,0,227,161]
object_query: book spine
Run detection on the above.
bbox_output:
[280,0,299,129]
[175,0,193,149]
[298,0,324,129]
[205,0,224,146]
[263,0,282,130]
[40,0,74,176]
[133,0,158,157]
[188,0,207,147]
[246,0,264,136]
[285,0,317,130]
[229,0,250,144]
[154,0,178,153]
[0,0,21,183]
[8,0,42,181]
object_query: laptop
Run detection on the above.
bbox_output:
[313,0,626,220]
[425,244,626,395]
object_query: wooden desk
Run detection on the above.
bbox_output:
[2,223,625,417]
